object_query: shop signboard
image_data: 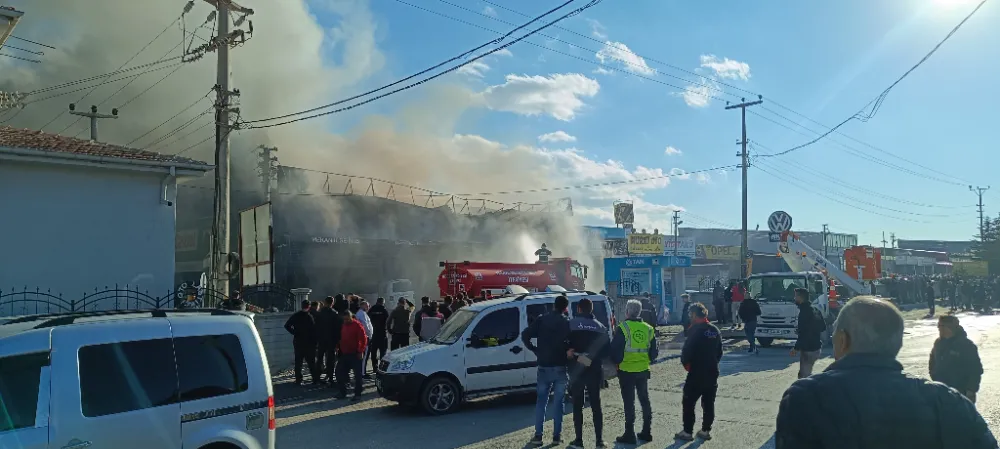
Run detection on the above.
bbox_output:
[662,237,696,257]
[628,233,664,254]
[696,244,741,260]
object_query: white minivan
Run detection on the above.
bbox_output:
[0,309,275,449]
[375,290,614,415]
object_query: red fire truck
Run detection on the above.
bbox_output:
[438,258,588,298]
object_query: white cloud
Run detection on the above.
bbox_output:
[700,54,751,81]
[670,168,692,180]
[483,6,497,17]
[456,60,491,78]
[477,73,600,121]
[495,48,513,57]
[593,67,614,76]
[595,41,656,75]
[539,131,577,143]
[696,172,711,184]
[586,18,608,39]
[679,76,719,108]
[664,146,682,156]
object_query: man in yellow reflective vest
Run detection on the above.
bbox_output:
[611,299,658,444]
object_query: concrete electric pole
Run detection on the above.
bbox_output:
[68,104,117,141]
[822,224,830,259]
[970,185,990,242]
[672,210,683,257]
[206,0,254,298]
[726,96,763,279]
[258,145,278,202]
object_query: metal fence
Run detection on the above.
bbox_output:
[0,283,298,317]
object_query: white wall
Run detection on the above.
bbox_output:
[0,160,177,313]
[253,312,295,375]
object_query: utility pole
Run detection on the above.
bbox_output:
[207,0,254,299]
[726,95,763,279]
[68,104,117,141]
[672,210,683,257]
[258,145,278,202]
[890,233,896,249]
[970,186,991,242]
[822,224,830,259]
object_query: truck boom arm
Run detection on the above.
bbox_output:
[779,231,871,296]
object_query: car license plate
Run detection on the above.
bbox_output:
[761,328,790,335]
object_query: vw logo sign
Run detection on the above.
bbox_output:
[767,211,793,233]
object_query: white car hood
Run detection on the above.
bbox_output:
[383,341,447,362]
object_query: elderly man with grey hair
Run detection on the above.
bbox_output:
[610,299,659,444]
[775,296,996,449]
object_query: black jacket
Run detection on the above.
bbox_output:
[681,321,723,382]
[610,319,659,369]
[930,326,984,393]
[794,302,824,352]
[738,298,762,323]
[368,304,390,339]
[567,313,610,379]
[521,311,571,367]
[413,305,431,337]
[284,310,317,346]
[680,302,692,330]
[776,353,996,449]
[316,307,341,346]
[440,304,453,321]
[387,305,411,335]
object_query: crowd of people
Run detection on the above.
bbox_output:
[281,291,494,399]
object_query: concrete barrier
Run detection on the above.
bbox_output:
[253,312,295,375]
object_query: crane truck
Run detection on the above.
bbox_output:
[747,229,874,347]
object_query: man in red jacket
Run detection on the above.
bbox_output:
[336,310,369,401]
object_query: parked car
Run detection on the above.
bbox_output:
[0,309,275,449]
[376,290,613,415]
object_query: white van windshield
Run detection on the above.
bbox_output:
[430,309,478,344]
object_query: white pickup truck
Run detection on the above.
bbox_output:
[746,271,839,348]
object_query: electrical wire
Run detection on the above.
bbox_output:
[407,0,736,100]
[23,62,185,105]
[758,0,991,157]
[241,0,602,127]
[747,109,967,187]
[750,141,972,209]
[25,56,184,97]
[126,94,211,146]
[136,105,213,149]
[174,131,215,156]
[148,116,214,152]
[0,53,40,63]
[476,0,760,99]
[9,35,56,50]
[4,45,44,56]
[40,15,184,132]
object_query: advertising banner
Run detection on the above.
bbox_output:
[604,239,628,257]
[619,268,651,296]
[697,244,741,260]
[614,203,635,225]
[660,237,696,257]
[628,233,664,254]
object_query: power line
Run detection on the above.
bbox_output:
[23,62,185,106]
[173,131,215,156]
[241,0,603,128]
[409,0,737,100]
[126,94,211,146]
[759,0,991,157]
[4,45,44,55]
[25,56,184,96]
[0,53,40,63]
[137,105,214,149]
[148,118,214,152]
[40,14,186,132]
[750,141,972,209]
[747,109,967,186]
[8,35,56,50]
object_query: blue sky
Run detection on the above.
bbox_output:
[305,0,998,245]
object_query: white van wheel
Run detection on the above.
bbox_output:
[421,376,460,415]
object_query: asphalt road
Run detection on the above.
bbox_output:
[274,313,1000,449]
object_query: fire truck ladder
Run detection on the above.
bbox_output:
[778,231,871,296]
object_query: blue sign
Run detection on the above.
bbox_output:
[583,226,627,240]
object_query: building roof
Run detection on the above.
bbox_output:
[0,126,212,169]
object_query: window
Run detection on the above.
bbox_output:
[0,352,48,431]
[470,308,520,348]
[392,280,413,293]
[526,303,554,326]
[433,309,478,344]
[175,335,249,402]
[79,339,178,417]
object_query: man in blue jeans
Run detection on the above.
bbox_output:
[522,295,572,446]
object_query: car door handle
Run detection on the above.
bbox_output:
[62,440,92,449]
[510,346,523,354]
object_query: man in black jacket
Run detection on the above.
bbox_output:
[387,297,413,350]
[285,299,320,385]
[930,315,984,403]
[522,295,571,446]
[738,294,762,354]
[317,296,341,384]
[413,297,431,341]
[791,288,824,378]
[776,296,996,449]
[367,297,391,372]
[712,281,726,324]
[675,303,723,442]
[566,298,610,449]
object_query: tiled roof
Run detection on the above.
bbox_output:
[0,126,211,168]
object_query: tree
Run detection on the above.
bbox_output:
[971,214,1000,276]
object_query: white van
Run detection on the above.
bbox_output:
[0,309,275,449]
[375,290,614,415]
